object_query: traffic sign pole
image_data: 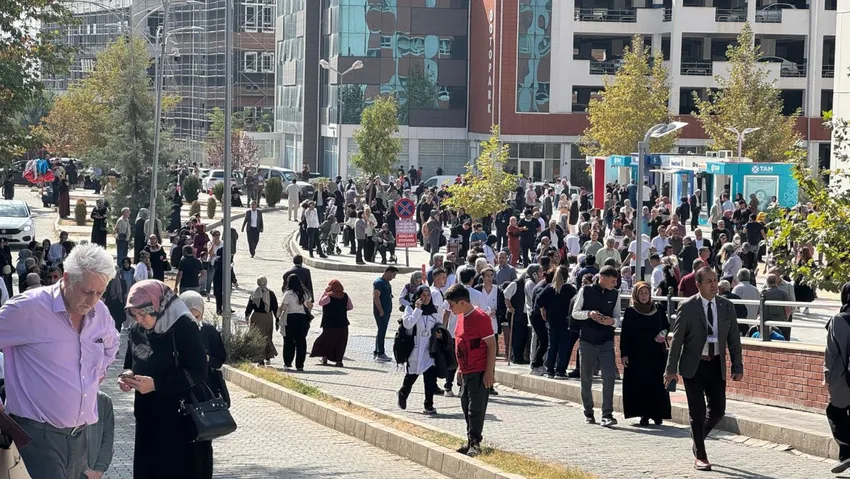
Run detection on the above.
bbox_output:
[395,198,417,267]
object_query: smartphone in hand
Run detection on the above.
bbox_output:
[666,378,677,393]
[119,371,135,380]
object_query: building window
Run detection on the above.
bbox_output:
[262,4,274,32]
[245,2,259,32]
[244,52,257,72]
[261,52,274,73]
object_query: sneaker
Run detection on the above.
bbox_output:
[831,458,850,474]
[584,415,596,425]
[567,369,580,378]
[397,390,407,410]
[423,407,437,415]
[600,416,618,428]
[443,388,455,398]
[554,373,568,380]
[375,353,392,362]
[529,367,546,376]
[456,444,470,455]
[466,442,482,457]
[546,372,556,379]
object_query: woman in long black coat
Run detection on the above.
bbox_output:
[120,280,212,478]
[90,199,109,246]
[134,208,148,263]
[181,290,230,406]
[169,188,183,232]
[620,281,672,426]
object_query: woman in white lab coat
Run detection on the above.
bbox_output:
[396,285,440,415]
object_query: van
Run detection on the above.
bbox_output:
[421,175,457,189]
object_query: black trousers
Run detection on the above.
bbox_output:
[530,314,548,368]
[378,243,395,262]
[283,314,310,369]
[307,227,322,256]
[400,366,438,409]
[247,227,260,256]
[682,356,726,460]
[356,238,365,263]
[520,240,533,266]
[827,403,850,461]
[546,323,571,375]
[510,312,529,363]
[460,371,489,445]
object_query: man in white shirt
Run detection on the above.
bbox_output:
[649,254,664,293]
[651,227,668,256]
[625,234,652,280]
[564,232,581,258]
[286,179,302,221]
[241,201,264,258]
[721,194,734,214]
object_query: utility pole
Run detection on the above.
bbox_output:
[148,2,169,236]
[221,0,233,336]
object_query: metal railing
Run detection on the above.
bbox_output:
[755,9,783,23]
[663,7,672,21]
[715,8,746,22]
[680,61,712,76]
[780,61,806,78]
[823,64,835,78]
[589,60,620,75]
[574,8,637,22]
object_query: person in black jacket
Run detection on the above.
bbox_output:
[120,280,212,479]
[310,279,352,367]
[495,206,512,251]
[676,197,690,227]
[282,254,314,300]
[181,290,230,406]
[572,266,621,427]
[539,266,578,379]
[517,211,538,267]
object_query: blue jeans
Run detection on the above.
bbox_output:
[374,310,391,355]
[116,240,129,266]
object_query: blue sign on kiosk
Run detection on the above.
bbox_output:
[703,161,798,210]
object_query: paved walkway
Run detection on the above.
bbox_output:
[225,209,839,479]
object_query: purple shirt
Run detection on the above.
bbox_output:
[0,283,119,428]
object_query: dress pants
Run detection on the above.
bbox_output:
[827,403,850,461]
[400,366,438,409]
[288,199,299,221]
[283,314,310,369]
[460,371,489,446]
[682,356,726,461]
[15,416,87,479]
[546,323,571,375]
[247,227,260,256]
[510,312,529,363]
[529,314,548,368]
[579,339,616,417]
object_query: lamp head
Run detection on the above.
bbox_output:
[650,121,687,138]
[351,60,364,70]
[319,59,330,69]
[742,127,761,135]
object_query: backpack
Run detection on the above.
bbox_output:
[392,321,417,364]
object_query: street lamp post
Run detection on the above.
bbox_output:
[724,126,761,162]
[635,121,688,281]
[319,60,363,176]
[221,0,234,335]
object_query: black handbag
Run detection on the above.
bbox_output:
[172,330,237,442]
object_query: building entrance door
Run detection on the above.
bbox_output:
[519,159,544,182]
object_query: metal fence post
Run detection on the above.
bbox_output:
[666,287,674,326]
[759,291,770,342]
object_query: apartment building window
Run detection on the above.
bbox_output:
[244,52,258,72]
[262,4,274,32]
[245,0,259,32]
[261,52,274,73]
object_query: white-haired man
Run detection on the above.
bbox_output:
[0,243,119,478]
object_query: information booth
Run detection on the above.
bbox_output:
[703,161,798,210]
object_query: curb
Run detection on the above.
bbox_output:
[284,233,420,274]
[494,368,838,460]
[223,366,524,479]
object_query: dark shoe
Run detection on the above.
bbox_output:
[832,458,850,474]
[319,254,328,259]
[488,387,498,396]
[381,259,387,265]
[296,367,304,372]
[554,373,568,380]
[639,418,650,426]
[600,416,618,427]
[356,261,366,265]
[309,252,314,258]
[443,388,455,398]
[375,353,392,362]
[397,390,408,410]
[567,369,580,378]
[434,387,444,395]
[546,372,556,379]
[423,407,437,415]
[584,415,596,425]
[466,442,482,457]
[654,418,663,426]
[456,444,470,454]
[694,459,712,471]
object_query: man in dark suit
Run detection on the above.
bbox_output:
[666,267,744,471]
[689,193,701,229]
[283,254,314,300]
[241,201,264,258]
[692,228,712,252]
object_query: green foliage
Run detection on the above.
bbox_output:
[189,200,201,217]
[580,35,676,156]
[74,199,87,226]
[0,0,73,161]
[182,175,201,203]
[443,126,517,220]
[340,85,366,124]
[265,177,283,207]
[206,196,217,219]
[351,96,402,177]
[221,327,267,364]
[213,182,225,202]
[692,23,800,162]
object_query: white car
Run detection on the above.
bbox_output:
[255,166,314,200]
[202,170,244,191]
[0,200,35,245]
[757,56,801,76]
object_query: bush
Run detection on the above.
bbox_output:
[221,326,267,364]
[265,177,283,206]
[182,175,201,203]
[189,200,201,217]
[212,181,224,202]
[206,196,217,219]
[74,199,87,226]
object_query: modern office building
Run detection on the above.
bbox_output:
[274,0,470,179]
[43,0,275,162]
[829,0,848,189]
[468,0,838,187]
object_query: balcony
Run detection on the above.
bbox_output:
[574,8,637,23]
[680,61,712,76]
[589,60,621,75]
[823,64,834,78]
[663,7,672,22]
[780,61,806,78]
[715,8,746,22]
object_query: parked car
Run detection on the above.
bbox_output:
[202,169,244,191]
[757,55,801,76]
[0,200,35,245]
[255,166,314,201]
[756,3,796,23]
[421,175,457,189]
[0,160,30,186]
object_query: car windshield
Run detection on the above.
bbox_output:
[212,171,224,179]
[282,171,296,182]
[0,203,28,218]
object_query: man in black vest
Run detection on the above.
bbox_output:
[572,266,621,427]
[503,273,527,364]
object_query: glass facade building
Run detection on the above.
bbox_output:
[516,0,551,113]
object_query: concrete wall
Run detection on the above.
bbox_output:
[831,3,850,189]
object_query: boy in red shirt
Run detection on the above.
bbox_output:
[445,283,496,457]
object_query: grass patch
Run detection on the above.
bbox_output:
[235,363,596,479]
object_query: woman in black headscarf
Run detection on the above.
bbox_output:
[397,285,440,414]
[826,282,850,474]
[134,208,149,264]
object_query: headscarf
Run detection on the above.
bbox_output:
[108,267,123,300]
[136,208,149,222]
[125,280,191,334]
[16,249,32,276]
[180,290,205,321]
[630,281,656,316]
[326,279,345,300]
[409,271,423,287]
[413,284,437,316]
[251,276,270,308]
[841,282,850,313]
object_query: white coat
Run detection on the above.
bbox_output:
[402,306,438,375]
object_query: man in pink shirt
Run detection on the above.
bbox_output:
[0,244,119,478]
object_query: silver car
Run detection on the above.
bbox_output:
[0,200,35,245]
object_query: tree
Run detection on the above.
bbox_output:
[351,96,402,177]
[38,36,180,158]
[206,131,260,170]
[580,35,676,156]
[405,65,438,110]
[0,0,73,162]
[340,85,366,124]
[443,126,517,220]
[693,23,800,162]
